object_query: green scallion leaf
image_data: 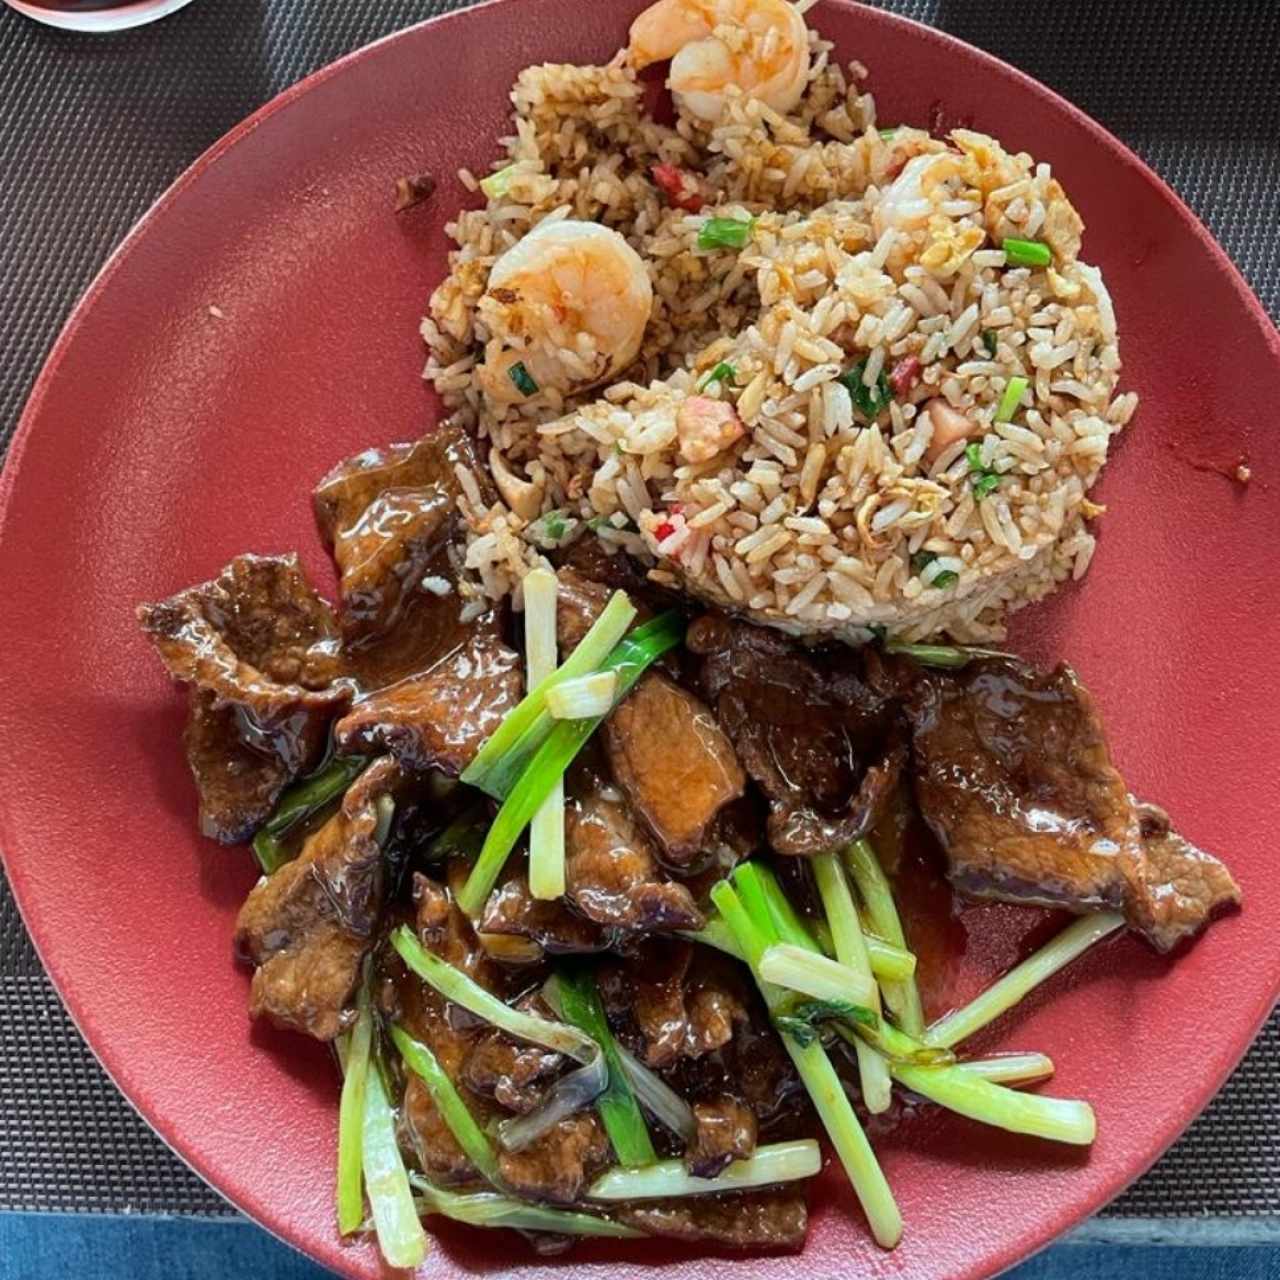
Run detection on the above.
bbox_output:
[965,442,984,471]
[699,360,737,390]
[973,472,1001,499]
[479,164,516,200]
[508,361,538,397]
[877,126,899,140]
[839,359,893,419]
[1003,237,1052,269]
[697,216,755,252]
[933,569,959,589]
[995,374,1028,424]
[981,329,997,358]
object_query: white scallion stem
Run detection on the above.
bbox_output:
[524,569,565,900]
[546,670,619,720]
[588,1141,821,1201]
[924,912,1125,1049]
[892,1062,1095,1145]
[362,1062,429,1267]
[759,943,878,1010]
[959,1053,1055,1087]
[813,853,893,1114]
[615,1043,697,1142]
[843,839,926,1036]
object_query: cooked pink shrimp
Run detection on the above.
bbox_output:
[477,219,654,405]
[628,0,811,123]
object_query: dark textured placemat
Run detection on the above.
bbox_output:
[0,0,1277,1221]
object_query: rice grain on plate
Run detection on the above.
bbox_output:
[422,39,1134,643]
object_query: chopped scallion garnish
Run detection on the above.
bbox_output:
[759,943,879,1012]
[878,126,899,140]
[981,329,998,358]
[839,358,893,419]
[508,361,539,397]
[361,1059,429,1267]
[411,1179,642,1239]
[995,374,1028,423]
[523,568,564,901]
[972,472,1001,499]
[699,360,737,390]
[545,670,619,720]
[697,215,755,252]
[1003,237,1052,268]
[336,987,373,1236]
[479,163,516,200]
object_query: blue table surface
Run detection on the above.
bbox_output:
[2,1214,1279,1280]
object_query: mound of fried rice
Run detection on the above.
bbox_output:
[421,31,1135,643]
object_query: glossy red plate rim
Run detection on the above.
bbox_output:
[0,3,1276,1278]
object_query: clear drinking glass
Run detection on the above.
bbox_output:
[3,0,197,32]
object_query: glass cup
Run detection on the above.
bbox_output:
[3,0,197,32]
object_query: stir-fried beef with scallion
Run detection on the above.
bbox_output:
[137,427,1240,1264]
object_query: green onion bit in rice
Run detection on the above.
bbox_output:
[508,361,539,397]
[697,215,756,252]
[877,126,899,140]
[911,552,958,590]
[1003,237,1053,268]
[966,443,1002,500]
[995,374,1029,423]
[981,329,998,358]
[479,163,516,200]
[840,358,893,419]
[699,360,737,390]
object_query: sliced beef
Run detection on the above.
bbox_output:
[599,941,746,1070]
[906,657,1240,952]
[686,1096,757,1178]
[688,614,898,858]
[556,569,744,863]
[603,673,745,864]
[138,554,350,840]
[565,782,704,932]
[461,1024,563,1114]
[335,624,522,775]
[182,691,292,843]
[233,757,398,1040]
[402,1072,481,1186]
[498,1112,613,1205]
[480,868,613,956]
[313,426,484,648]
[616,1190,808,1249]
[1132,801,1241,952]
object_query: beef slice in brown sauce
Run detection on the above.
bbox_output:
[599,941,746,1070]
[565,780,704,933]
[557,568,744,863]
[686,1096,758,1178]
[616,1189,808,1249]
[313,426,483,648]
[334,620,522,776]
[907,657,1240,952]
[138,554,349,841]
[688,615,898,857]
[479,866,613,956]
[233,757,398,1040]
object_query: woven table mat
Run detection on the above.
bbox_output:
[1,0,1277,1220]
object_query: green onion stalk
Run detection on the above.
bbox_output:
[336,984,374,1236]
[361,1055,429,1267]
[959,1053,1055,1087]
[545,968,656,1168]
[588,1141,821,1201]
[924,912,1125,1049]
[711,876,903,1250]
[390,1025,502,1186]
[391,927,608,1152]
[457,611,685,916]
[411,1178,643,1239]
[253,753,368,874]
[461,589,637,800]
[841,839,926,1036]
[813,852,894,1114]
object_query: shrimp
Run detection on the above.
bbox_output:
[477,219,654,405]
[628,0,811,123]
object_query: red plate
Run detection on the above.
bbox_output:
[0,2,1277,1276]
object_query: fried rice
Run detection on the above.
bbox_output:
[420,31,1135,643]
